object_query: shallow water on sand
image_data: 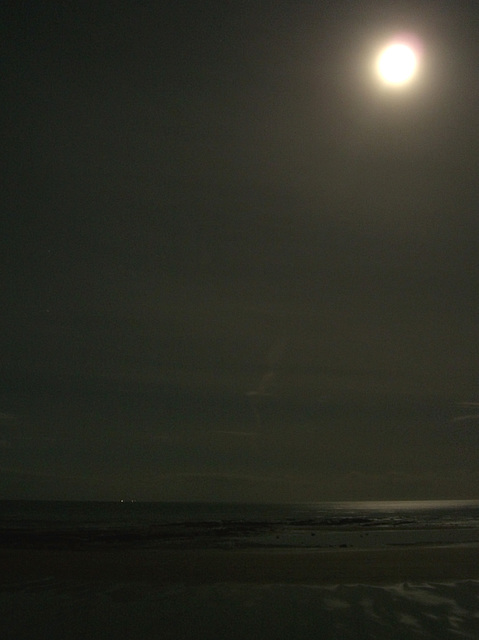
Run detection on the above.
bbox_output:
[2,579,479,640]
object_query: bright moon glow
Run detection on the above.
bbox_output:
[377,43,417,85]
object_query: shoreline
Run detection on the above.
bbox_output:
[3,543,479,586]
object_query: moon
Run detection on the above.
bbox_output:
[377,43,417,85]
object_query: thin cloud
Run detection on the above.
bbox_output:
[0,412,19,424]
[214,430,258,437]
[452,415,479,424]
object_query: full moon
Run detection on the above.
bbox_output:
[377,43,417,85]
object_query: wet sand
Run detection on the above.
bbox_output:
[2,544,479,585]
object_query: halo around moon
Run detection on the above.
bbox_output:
[376,43,418,85]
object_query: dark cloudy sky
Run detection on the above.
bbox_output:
[2,0,479,501]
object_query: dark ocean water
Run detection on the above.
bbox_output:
[1,499,479,549]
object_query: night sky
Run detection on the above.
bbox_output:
[2,0,479,502]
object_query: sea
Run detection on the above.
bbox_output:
[1,498,479,549]
[2,500,479,639]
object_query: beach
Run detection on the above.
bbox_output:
[3,501,479,638]
[3,546,479,639]
[3,544,479,585]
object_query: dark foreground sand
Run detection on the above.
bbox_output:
[2,544,479,586]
